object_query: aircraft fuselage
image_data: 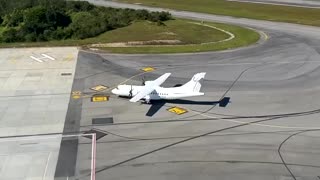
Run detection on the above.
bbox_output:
[111,84,204,102]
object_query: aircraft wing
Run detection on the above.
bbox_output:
[129,73,171,102]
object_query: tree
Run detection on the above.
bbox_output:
[135,9,151,20]
[45,9,71,28]
[2,28,20,42]
[22,6,48,35]
[24,32,37,42]
[68,12,103,39]
[2,9,24,27]
[0,1,173,43]
[66,1,94,12]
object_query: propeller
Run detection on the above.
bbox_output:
[142,76,146,85]
[129,85,133,97]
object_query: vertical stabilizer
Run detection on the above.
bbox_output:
[180,72,206,92]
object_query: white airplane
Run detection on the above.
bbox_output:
[111,72,206,103]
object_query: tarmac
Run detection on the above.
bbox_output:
[1,1,320,180]
[58,1,320,180]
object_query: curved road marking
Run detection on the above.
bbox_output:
[188,22,235,43]
[259,30,269,40]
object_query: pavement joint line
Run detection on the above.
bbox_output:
[189,108,319,129]
[0,133,92,142]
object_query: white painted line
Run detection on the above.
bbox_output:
[43,152,52,180]
[91,133,96,180]
[41,54,55,61]
[245,26,269,41]
[260,31,269,40]
[188,22,235,43]
[30,56,43,63]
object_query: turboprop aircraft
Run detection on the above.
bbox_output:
[111,72,206,103]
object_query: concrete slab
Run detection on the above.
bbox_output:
[0,47,78,180]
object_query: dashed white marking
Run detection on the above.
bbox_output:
[30,54,55,63]
[41,54,55,61]
[30,56,43,63]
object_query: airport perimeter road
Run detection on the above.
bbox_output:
[227,0,320,8]
[86,0,320,39]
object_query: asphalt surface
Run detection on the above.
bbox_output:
[227,0,320,8]
[56,1,320,180]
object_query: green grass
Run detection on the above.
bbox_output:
[117,0,320,27]
[0,19,260,54]
[99,19,260,53]
[88,20,229,44]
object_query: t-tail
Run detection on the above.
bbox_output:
[180,72,206,93]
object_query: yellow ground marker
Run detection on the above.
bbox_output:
[91,95,109,102]
[90,85,109,92]
[141,67,155,72]
[167,106,188,115]
[72,91,82,99]
[63,53,74,61]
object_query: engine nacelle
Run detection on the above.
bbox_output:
[144,81,152,85]
[144,95,151,103]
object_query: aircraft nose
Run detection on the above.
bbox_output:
[111,88,118,94]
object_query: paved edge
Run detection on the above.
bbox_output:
[54,51,84,179]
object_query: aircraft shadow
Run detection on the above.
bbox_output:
[146,97,230,117]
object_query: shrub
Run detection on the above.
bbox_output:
[0,1,172,43]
